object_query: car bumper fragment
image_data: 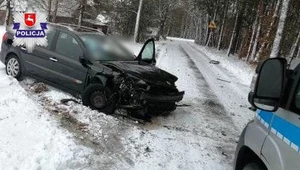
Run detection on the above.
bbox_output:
[140,91,184,102]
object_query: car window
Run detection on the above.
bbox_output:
[55,32,83,60]
[80,35,135,61]
[40,30,56,50]
[141,41,154,60]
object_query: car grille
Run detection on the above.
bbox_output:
[149,86,178,95]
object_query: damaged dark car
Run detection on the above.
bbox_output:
[0,24,184,119]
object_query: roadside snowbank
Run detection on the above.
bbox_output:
[0,26,96,170]
[167,37,195,43]
[0,63,95,169]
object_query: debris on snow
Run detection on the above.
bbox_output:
[217,78,231,83]
[209,60,220,65]
[29,82,49,93]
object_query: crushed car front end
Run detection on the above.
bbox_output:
[105,62,185,115]
[134,79,184,113]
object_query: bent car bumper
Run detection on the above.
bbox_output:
[140,91,184,102]
[0,49,5,64]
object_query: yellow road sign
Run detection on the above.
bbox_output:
[208,21,217,29]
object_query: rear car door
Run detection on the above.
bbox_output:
[21,30,57,79]
[260,73,300,170]
[48,31,88,92]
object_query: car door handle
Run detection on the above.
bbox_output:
[49,57,58,62]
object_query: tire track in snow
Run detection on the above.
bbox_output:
[180,42,254,131]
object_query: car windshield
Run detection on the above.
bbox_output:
[79,34,135,61]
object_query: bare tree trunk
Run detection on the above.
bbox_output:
[199,17,203,44]
[195,18,200,41]
[134,0,143,42]
[217,3,228,50]
[288,31,300,63]
[270,0,291,58]
[297,44,300,58]
[227,11,239,56]
[246,15,258,61]
[5,0,11,25]
[48,0,52,20]
[256,0,281,60]
[166,26,170,36]
[204,13,209,45]
[52,0,59,22]
[183,15,189,38]
[180,14,186,38]
[252,19,262,61]
[78,0,85,26]
[206,3,218,47]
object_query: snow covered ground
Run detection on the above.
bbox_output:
[166,37,195,43]
[0,27,255,170]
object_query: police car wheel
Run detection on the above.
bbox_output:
[5,54,22,80]
[242,163,265,170]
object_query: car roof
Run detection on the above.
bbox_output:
[48,22,105,36]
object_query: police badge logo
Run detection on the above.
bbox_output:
[24,13,36,27]
[8,7,49,53]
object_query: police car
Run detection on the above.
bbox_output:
[234,58,300,170]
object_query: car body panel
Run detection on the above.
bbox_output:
[244,112,269,157]
[234,111,271,170]
[46,51,88,92]
[261,108,300,170]
[235,109,300,170]
[22,46,55,80]
[104,61,178,86]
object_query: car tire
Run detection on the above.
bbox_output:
[82,84,117,114]
[242,163,266,170]
[5,54,22,80]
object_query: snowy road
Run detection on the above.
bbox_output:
[0,40,254,170]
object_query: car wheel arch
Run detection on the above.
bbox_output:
[236,146,267,170]
[5,52,19,64]
[87,74,111,86]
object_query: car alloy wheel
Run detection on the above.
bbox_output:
[6,57,20,77]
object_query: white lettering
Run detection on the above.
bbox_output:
[16,30,45,37]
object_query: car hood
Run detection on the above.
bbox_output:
[104,62,178,86]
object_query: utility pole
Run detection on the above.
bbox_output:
[134,0,143,43]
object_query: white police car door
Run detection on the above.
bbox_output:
[259,81,300,169]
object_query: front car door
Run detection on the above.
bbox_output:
[137,39,156,65]
[48,31,88,93]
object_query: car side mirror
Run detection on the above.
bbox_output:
[249,58,287,112]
